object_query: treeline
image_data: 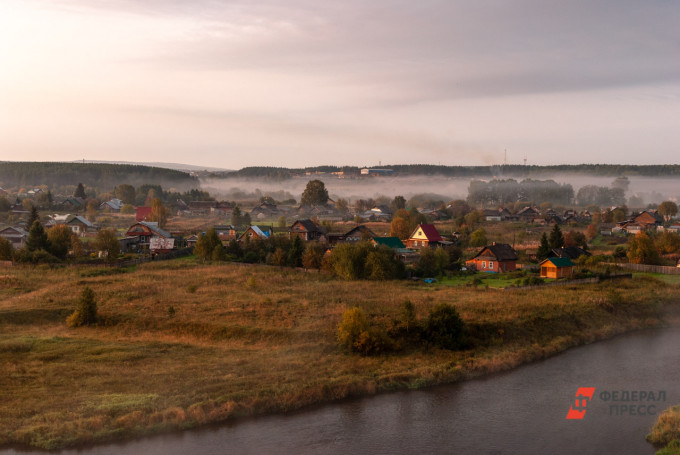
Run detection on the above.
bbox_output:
[0,162,198,191]
[210,164,680,179]
[467,179,574,206]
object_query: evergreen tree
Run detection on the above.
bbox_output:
[548,224,564,249]
[537,232,552,261]
[74,183,86,199]
[0,237,14,260]
[287,236,304,267]
[26,206,40,229]
[25,220,49,252]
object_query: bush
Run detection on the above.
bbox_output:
[424,303,466,350]
[66,287,98,327]
[337,307,391,355]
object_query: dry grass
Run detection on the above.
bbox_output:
[1,261,679,449]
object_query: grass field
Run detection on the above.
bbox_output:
[1,260,679,449]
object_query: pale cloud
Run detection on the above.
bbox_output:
[1,0,679,168]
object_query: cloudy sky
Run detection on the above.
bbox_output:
[1,0,678,169]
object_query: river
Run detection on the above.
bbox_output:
[4,328,679,455]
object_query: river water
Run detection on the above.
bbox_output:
[5,328,680,455]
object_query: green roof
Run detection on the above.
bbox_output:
[542,257,575,267]
[372,237,405,249]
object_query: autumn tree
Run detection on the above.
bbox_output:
[86,200,99,222]
[300,180,329,206]
[47,225,73,260]
[66,287,98,327]
[149,198,168,228]
[469,228,487,247]
[658,201,678,224]
[390,217,410,239]
[302,243,325,270]
[94,229,120,261]
[194,228,222,261]
[627,232,659,264]
[115,184,136,204]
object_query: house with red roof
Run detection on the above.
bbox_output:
[405,224,443,249]
[135,206,152,222]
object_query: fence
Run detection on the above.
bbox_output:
[504,274,632,291]
[615,263,680,275]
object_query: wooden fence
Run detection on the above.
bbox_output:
[615,263,680,275]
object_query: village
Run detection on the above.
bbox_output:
[1,178,679,286]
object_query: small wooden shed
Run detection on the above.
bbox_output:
[540,257,574,279]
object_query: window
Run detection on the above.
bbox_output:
[489,261,494,269]
[482,261,486,269]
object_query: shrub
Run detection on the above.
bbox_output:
[337,307,391,355]
[66,287,98,327]
[424,303,466,350]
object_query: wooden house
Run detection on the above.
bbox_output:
[288,219,326,241]
[0,226,28,248]
[64,215,95,236]
[540,257,574,279]
[405,224,443,249]
[343,225,375,243]
[125,222,172,249]
[239,225,272,241]
[465,243,518,273]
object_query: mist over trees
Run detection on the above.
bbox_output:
[467,179,574,207]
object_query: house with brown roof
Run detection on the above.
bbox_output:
[288,219,327,241]
[239,225,273,241]
[405,224,443,249]
[465,243,518,273]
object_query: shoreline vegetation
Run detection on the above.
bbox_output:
[1,259,679,450]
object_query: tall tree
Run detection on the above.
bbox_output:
[74,183,86,199]
[548,224,564,249]
[26,206,40,229]
[47,225,73,260]
[25,220,49,252]
[300,180,329,206]
[194,228,222,261]
[94,229,120,261]
[149,198,168,228]
[390,195,406,212]
[627,232,659,265]
[658,201,678,224]
[115,184,136,204]
[537,233,552,261]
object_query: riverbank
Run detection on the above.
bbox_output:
[1,260,680,450]
[648,405,680,454]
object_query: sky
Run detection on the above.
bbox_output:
[1,0,679,169]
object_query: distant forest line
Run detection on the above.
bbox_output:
[0,162,198,191]
[213,164,680,180]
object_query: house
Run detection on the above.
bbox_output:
[629,211,663,230]
[61,197,86,209]
[149,237,175,253]
[0,226,28,248]
[288,219,326,241]
[343,225,375,243]
[125,222,172,249]
[250,202,279,219]
[187,201,217,216]
[239,225,272,241]
[214,225,238,242]
[405,224,443,249]
[517,206,541,223]
[211,202,234,217]
[484,209,503,222]
[99,198,124,212]
[465,243,518,273]
[548,247,591,260]
[363,205,392,221]
[135,206,152,222]
[64,215,95,236]
[540,257,575,279]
